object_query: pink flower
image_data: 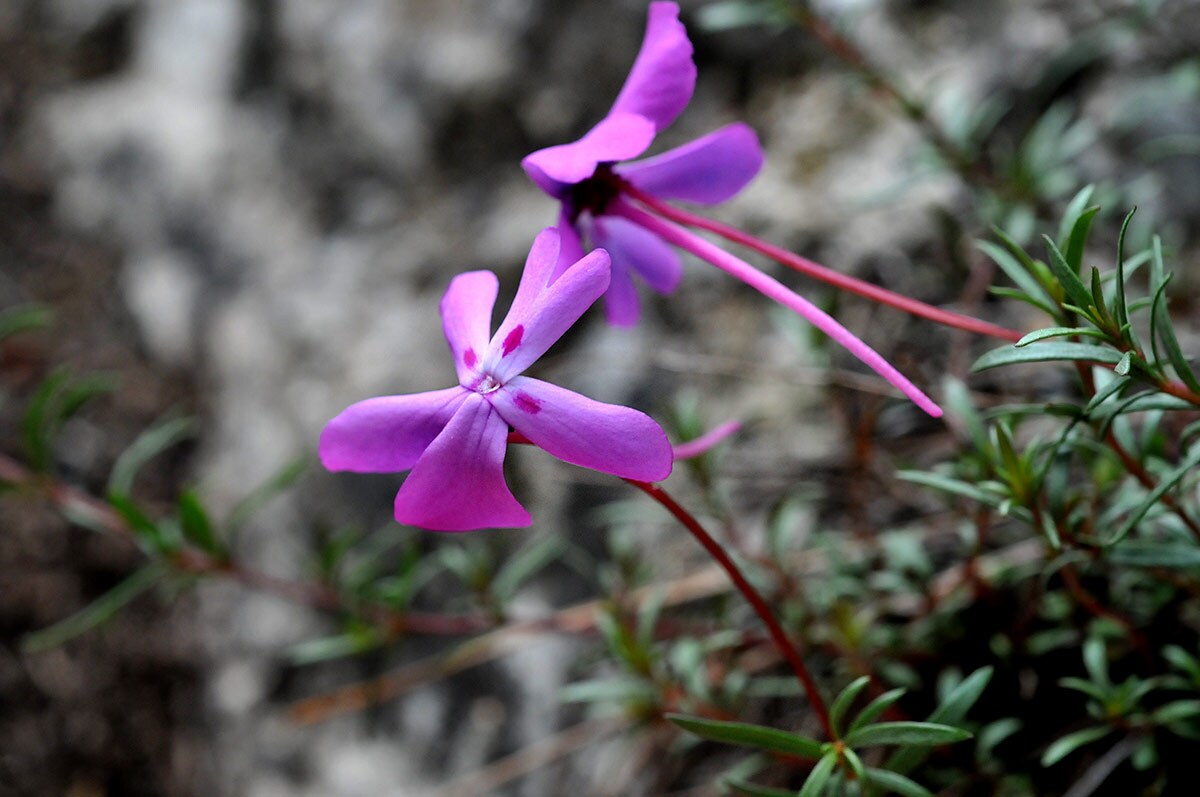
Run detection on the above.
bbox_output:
[523,1,763,326]
[319,229,674,531]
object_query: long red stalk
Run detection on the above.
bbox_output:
[621,182,1022,343]
[625,478,836,741]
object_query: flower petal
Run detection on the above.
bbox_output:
[393,393,531,531]
[506,227,561,328]
[522,112,656,188]
[550,211,587,282]
[441,270,499,384]
[492,376,673,481]
[610,2,697,132]
[320,387,468,473]
[593,215,682,294]
[603,258,642,326]
[486,248,611,381]
[618,123,763,204]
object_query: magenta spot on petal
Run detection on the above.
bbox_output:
[513,391,542,415]
[463,348,477,368]
[501,325,524,357]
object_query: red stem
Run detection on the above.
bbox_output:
[625,478,836,741]
[621,182,1022,343]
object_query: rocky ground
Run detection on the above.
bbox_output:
[2,0,1198,794]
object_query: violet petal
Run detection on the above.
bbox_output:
[522,112,656,188]
[486,249,611,381]
[493,376,673,481]
[609,2,697,132]
[319,387,469,473]
[441,270,498,384]
[593,215,682,294]
[618,122,763,204]
[393,393,531,531]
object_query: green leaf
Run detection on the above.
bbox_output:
[1085,376,1132,413]
[1070,205,1099,273]
[1113,208,1135,329]
[987,286,1060,318]
[972,342,1123,372]
[896,471,1033,522]
[561,678,658,706]
[798,753,838,797]
[977,239,1057,314]
[21,563,166,653]
[1114,351,1133,376]
[697,1,788,32]
[850,688,907,735]
[887,667,994,774]
[830,675,871,736]
[844,721,971,748]
[21,370,117,471]
[1015,327,1110,347]
[108,416,198,497]
[178,490,223,556]
[666,714,824,759]
[727,780,799,797]
[1043,235,1097,319]
[1057,186,1095,250]
[1041,726,1111,766]
[1151,700,1200,724]
[1108,443,1200,544]
[0,304,53,341]
[225,458,308,534]
[491,536,563,603]
[863,768,934,797]
[1106,542,1200,569]
[108,493,172,553]
[1147,237,1200,393]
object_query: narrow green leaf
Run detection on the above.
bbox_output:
[830,675,871,736]
[108,416,198,497]
[1041,726,1111,766]
[1114,351,1133,376]
[1108,444,1200,544]
[108,493,169,552]
[977,239,1057,313]
[850,688,907,734]
[561,678,658,706]
[21,563,166,653]
[1016,327,1109,347]
[666,714,823,759]
[1151,700,1200,724]
[22,370,70,470]
[0,304,53,341]
[225,458,308,534]
[1106,542,1200,569]
[1113,208,1135,329]
[1043,235,1097,319]
[798,753,838,797]
[727,780,799,797]
[887,666,993,775]
[491,536,563,603]
[1082,637,1110,688]
[863,768,934,797]
[972,342,1123,372]
[178,490,223,556]
[844,721,971,748]
[1057,186,1096,250]
[842,747,866,782]
[897,471,1033,522]
[987,286,1060,318]
[1085,376,1132,414]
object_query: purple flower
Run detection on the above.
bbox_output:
[522,1,763,326]
[319,229,674,531]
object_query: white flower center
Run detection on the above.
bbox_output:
[476,374,502,394]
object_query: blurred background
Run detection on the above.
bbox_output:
[2,0,1199,794]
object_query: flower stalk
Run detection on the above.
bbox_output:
[614,200,943,417]
[621,180,1022,343]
